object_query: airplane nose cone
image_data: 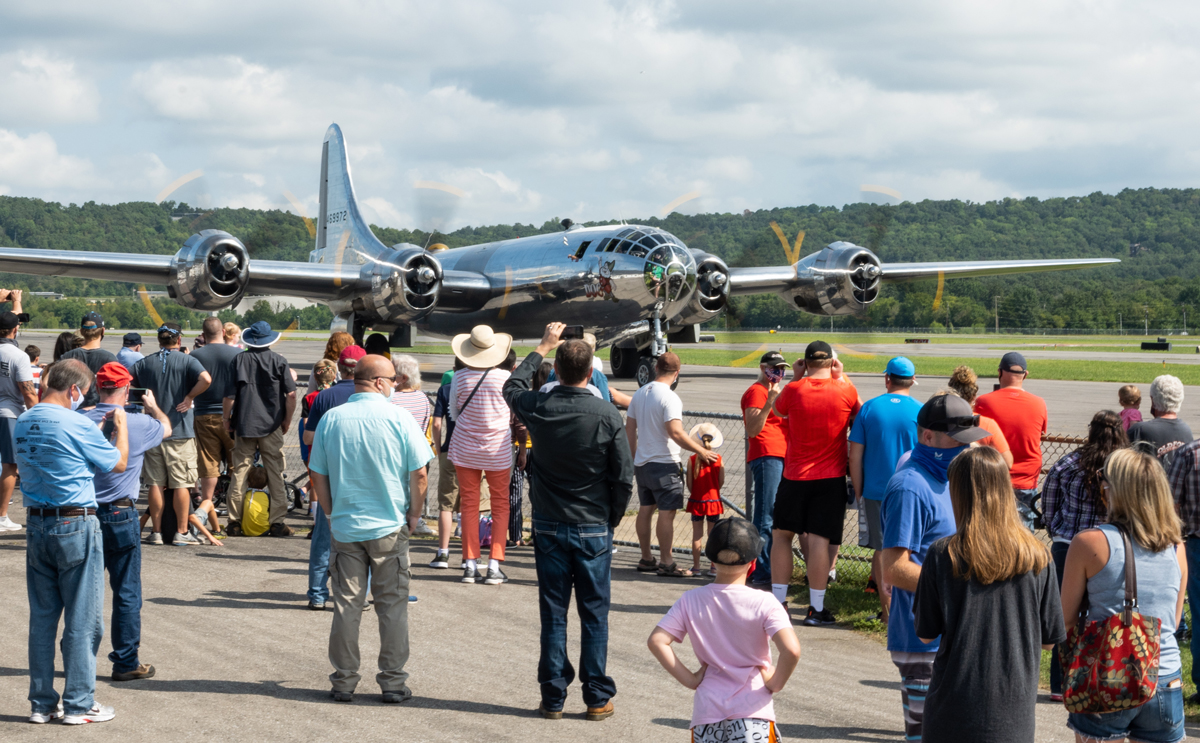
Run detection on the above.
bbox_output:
[221,253,240,272]
[710,272,728,287]
[417,266,436,284]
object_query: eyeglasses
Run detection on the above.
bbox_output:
[372,375,397,382]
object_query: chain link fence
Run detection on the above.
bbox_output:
[277,408,1088,585]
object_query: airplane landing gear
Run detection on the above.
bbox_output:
[636,356,657,387]
[609,344,638,378]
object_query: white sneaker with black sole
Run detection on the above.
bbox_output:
[461,566,483,584]
[429,552,450,569]
[29,702,63,724]
[62,703,115,725]
[483,568,509,585]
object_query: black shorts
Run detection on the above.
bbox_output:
[772,476,847,545]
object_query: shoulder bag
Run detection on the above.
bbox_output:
[1058,525,1162,713]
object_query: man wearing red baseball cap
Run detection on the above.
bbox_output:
[301,344,365,610]
[81,363,172,681]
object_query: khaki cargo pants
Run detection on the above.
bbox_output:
[226,427,288,525]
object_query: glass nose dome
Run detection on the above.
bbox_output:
[644,243,696,303]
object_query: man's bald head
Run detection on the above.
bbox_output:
[354,355,394,382]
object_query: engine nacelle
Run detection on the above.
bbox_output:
[358,248,443,324]
[672,253,730,326]
[167,230,250,310]
[789,242,882,316]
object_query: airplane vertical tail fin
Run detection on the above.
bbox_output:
[314,123,387,265]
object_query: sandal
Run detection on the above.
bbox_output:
[636,558,659,572]
[657,562,694,578]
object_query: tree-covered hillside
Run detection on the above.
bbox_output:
[2,189,1198,330]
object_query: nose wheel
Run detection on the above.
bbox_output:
[636,356,657,387]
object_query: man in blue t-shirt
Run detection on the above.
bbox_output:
[17,359,128,725]
[83,363,169,683]
[881,394,987,742]
[849,357,921,621]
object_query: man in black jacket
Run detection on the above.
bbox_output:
[503,322,633,723]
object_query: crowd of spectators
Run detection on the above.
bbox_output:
[3,297,1198,741]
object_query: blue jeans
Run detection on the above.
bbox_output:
[26,513,105,716]
[1187,538,1200,688]
[1014,488,1038,532]
[308,507,331,605]
[749,456,783,584]
[1068,672,1184,743]
[531,516,617,710]
[97,503,143,673]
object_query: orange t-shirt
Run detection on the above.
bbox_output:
[976,414,1010,455]
[974,388,1048,490]
[740,383,788,462]
[773,376,861,481]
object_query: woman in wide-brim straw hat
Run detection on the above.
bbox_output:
[446,325,517,585]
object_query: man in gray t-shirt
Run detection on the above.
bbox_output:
[0,292,36,532]
[132,323,211,544]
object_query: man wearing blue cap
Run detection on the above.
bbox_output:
[223,321,297,537]
[116,333,144,372]
[849,357,921,621]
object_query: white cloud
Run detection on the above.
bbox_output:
[0,129,99,192]
[0,51,100,125]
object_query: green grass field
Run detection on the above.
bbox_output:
[710,331,1196,346]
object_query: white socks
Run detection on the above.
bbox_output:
[465,558,477,572]
[488,558,500,573]
[810,588,826,613]
[772,584,788,602]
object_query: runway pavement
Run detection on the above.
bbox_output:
[0,522,1096,742]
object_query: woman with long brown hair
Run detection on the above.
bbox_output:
[306,331,354,396]
[1060,448,1186,743]
[1040,409,1128,699]
[913,446,1064,743]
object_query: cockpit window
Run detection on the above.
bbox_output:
[617,228,634,238]
[594,238,611,253]
[628,242,648,258]
[614,240,631,254]
[628,231,645,242]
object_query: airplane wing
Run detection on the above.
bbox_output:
[728,256,1119,295]
[0,246,360,300]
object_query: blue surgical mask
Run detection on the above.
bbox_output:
[69,386,84,411]
[909,442,968,483]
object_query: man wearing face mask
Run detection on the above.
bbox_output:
[17,359,129,724]
[880,394,988,742]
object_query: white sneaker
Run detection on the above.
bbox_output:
[29,702,63,724]
[62,703,115,725]
[413,518,435,536]
[147,532,163,546]
[171,532,200,546]
[0,515,21,531]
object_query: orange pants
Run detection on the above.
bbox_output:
[456,466,511,561]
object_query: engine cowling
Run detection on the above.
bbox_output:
[789,241,882,316]
[167,230,250,310]
[358,247,443,324]
[671,253,730,326]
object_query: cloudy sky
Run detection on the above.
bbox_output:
[2,1,1198,232]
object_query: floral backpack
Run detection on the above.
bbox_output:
[1059,526,1161,714]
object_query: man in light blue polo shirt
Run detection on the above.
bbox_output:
[17,359,128,725]
[308,355,432,704]
[848,356,921,620]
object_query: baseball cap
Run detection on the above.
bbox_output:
[1000,352,1028,374]
[123,332,143,347]
[760,351,788,368]
[704,518,763,566]
[338,345,367,369]
[0,311,29,330]
[917,394,989,444]
[804,340,832,361]
[885,356,916,378]
[96,362,134,390]
[81,311,104,330]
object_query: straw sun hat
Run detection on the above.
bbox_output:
[451,325,513,369]
[688,422,724,449]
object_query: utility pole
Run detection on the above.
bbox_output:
[1118,312,1122,335]
[993,296,999,334]
[1144,306,1149,336]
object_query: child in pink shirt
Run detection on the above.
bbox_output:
[648,518,800,742]
[1118,384,1143,431]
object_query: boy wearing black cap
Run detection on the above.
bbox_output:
[59,311,118,408]
[648,518,800,743]
[0,292,36,533]
[973,352,1047,531]
[880,394,987,741]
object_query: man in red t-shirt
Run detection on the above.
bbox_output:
[973,352,1048,531]
[770,341,861,626]
[740,351,790,587]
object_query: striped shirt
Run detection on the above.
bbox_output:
[1040,451,1105,542]
[389,389,432,434]
[447,367,513,471]
[1166,439,1200,538]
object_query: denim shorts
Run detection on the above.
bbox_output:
[1067,674,1185,743]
